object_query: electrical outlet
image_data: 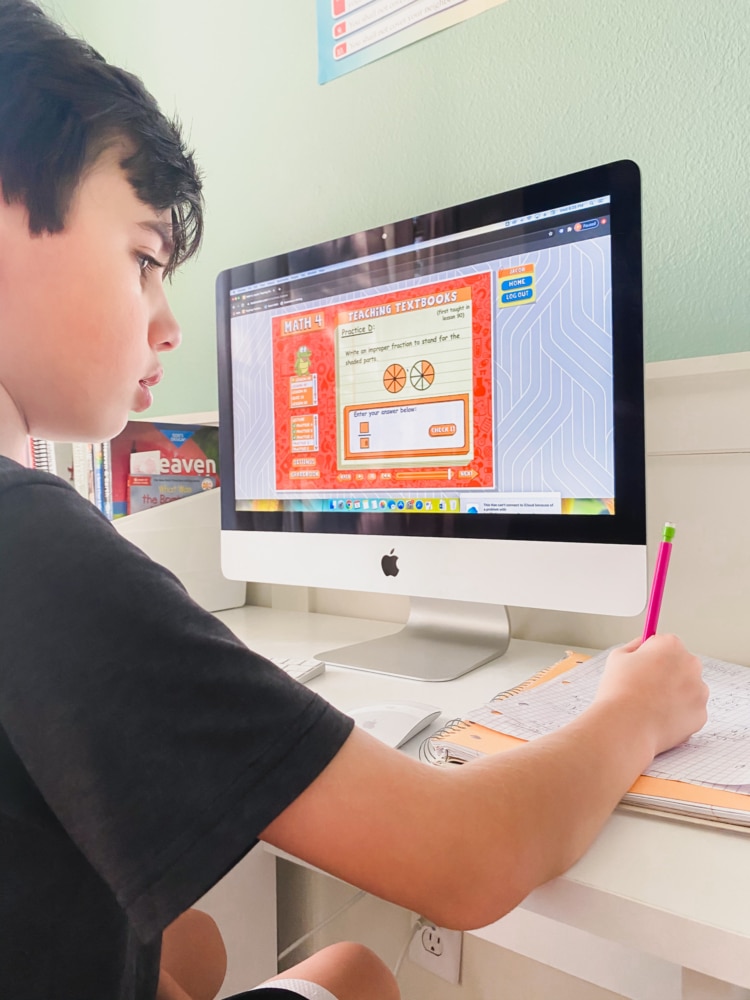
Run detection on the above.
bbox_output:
[408,920,462,984]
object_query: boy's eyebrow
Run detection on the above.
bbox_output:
[138,219,175,260]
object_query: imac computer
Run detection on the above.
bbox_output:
[216,160,646,681]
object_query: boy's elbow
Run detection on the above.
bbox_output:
[418,861,531,931]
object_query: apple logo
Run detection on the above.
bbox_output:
[381,548,399,577]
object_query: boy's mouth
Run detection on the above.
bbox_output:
[134,369,163,412]
[140,368,163,388]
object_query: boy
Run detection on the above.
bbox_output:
[0,2,708,999]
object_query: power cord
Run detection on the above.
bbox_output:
[278,893,428,980]
[392,914,429,978]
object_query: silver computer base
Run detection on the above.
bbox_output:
[316,597,511,682]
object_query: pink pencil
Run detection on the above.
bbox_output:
[642,522,676,641]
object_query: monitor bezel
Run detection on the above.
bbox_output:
[216,159,644,547]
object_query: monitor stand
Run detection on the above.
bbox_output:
[316,598,510,682]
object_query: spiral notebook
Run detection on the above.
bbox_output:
[421,649,750,829]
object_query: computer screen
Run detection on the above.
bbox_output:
[216,160,645,680]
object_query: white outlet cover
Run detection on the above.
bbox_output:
[408,922,462,984]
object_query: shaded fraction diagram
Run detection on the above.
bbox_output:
[383,363,406,393]
[410,360,435,391]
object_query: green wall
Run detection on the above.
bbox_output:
[48,0,749,417]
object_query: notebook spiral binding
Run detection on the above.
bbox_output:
[419,720,467,764]
[486,652,589,701]
[29,438,57,475]
[418,652,589,765]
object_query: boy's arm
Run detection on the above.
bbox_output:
[261,634,708,930]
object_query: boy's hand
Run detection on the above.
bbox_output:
[594,635,709,759]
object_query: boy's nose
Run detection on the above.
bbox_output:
[150,297,182,353]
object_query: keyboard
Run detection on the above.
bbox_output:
[269,655,326,684]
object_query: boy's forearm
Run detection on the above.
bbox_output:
[446,697,655,927]
[262,702,656,931]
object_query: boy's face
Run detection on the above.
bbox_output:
[0,148,181,444]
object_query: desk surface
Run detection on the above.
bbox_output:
[215,605,750,991]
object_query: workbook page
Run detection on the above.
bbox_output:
[465,650,750,787]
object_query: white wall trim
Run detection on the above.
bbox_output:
[646,352,750,381]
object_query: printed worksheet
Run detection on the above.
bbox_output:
[465,650,750,787]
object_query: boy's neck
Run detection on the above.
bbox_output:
[0,384,31,465]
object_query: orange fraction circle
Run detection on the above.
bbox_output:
[410,359,435,390]
[383,363,407,393]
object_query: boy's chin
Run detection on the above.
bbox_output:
[65,415,130,445]
[39,403,141,444]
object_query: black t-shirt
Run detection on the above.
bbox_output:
[0,458,354,999]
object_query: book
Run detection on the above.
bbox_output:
[98,441,113,520]
[424,649,750,829]
[127,473,218,513]
[109,420,220,517]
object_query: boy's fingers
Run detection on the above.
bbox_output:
[619,636,642,653]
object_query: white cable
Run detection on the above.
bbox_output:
[277,889,368,963]
[393,915,427,978]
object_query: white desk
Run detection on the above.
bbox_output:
[215,605,750,1000]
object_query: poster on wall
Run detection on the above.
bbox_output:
[317,0,510,84]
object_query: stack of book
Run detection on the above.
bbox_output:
[70,419,219,519]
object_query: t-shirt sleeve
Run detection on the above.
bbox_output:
[0,475,354,941]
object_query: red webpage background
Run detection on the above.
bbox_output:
[272,274,493,491]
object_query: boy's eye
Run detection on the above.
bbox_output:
[137,253,166,278]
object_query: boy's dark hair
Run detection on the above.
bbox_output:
[0,0,203,274]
